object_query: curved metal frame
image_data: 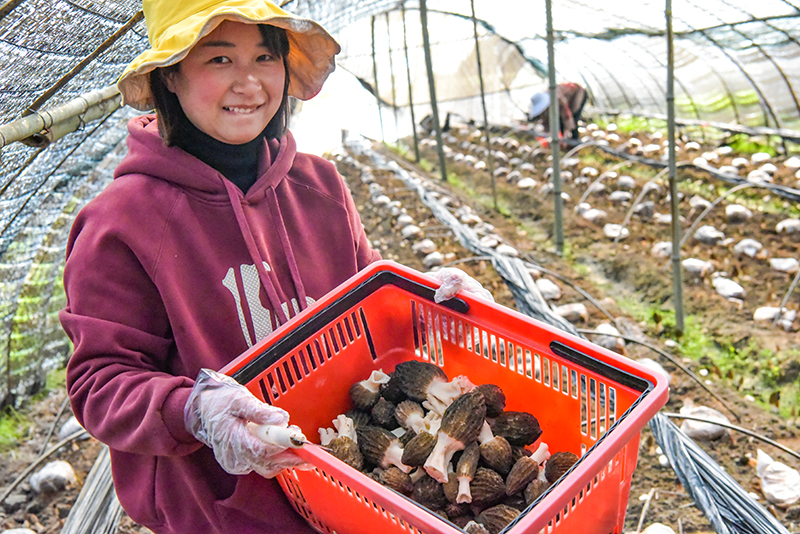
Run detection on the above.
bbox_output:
[673,39,743,124]
[620,37,703,121]
[713,0,800,119]
[697,29,780,128]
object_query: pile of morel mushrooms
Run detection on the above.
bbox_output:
[318,360,579,534]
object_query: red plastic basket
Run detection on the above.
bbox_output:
[222,260,669,534]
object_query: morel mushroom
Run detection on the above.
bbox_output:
[505,456,539,496]
[491,411,542,446]
[349,369,391,410]
[380,372,406,403]
[474,384,506,418]
[478,421,513,475]
[470,467,506,508]
[502,493,527,511]
[412,472,448,509]
[456,442,481,503]
[445,501,471,520]
[328,435,364,471]
[423,391,486,483]
[524,478,550,505]
[345,409,371,428]
[394,360,473,412]
[544,451,579,484]
[464,520,490,534]
[401,431,437,467]
[395,400,427,434]
[379,466,414,495]
[476,504,521,534]
[442,465,459,503]
[394,360,448,401]
[356,425,412,473]
[318,414,357,446]
[371,397,397,428]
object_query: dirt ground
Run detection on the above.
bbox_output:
[1,122,799,534]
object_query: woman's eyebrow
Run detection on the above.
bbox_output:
[199,40,270,48]
[199,40,235,48]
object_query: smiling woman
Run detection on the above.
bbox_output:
[157,21,289,146]
[57,1,387,534]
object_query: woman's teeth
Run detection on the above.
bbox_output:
[226,106,256,114]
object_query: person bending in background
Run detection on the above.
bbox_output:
[59,0,491,533]
[528,82,588,142]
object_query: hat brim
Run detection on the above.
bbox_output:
[118,5,340,111]
[529,93,550,118]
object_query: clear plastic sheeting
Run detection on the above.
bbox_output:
[650,413,791,534]
[323,0,800,129]
[0,0,798,407]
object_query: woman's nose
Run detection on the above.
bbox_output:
[232,73,261,94]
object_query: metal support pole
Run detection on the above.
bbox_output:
[371,16,385,143]
[401,1,420,162]
[546,0,563,253]
[470,0,496,210]
[386,12,400,139]
[666,0,685,335]
[419,0,448,182]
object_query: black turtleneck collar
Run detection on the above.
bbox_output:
[174,119,264,194]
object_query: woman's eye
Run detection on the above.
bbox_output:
[210,56,230,64]
[258,54,276,62]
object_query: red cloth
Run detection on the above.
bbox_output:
[61,115,380,534]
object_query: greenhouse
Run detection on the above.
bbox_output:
[0,0,799,533]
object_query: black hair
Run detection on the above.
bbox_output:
[150,24,291,146]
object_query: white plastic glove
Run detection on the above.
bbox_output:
[427,267,494,304]
[184,368,305,478]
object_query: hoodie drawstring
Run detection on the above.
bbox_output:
[223,180,291,325]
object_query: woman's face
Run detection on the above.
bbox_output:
[165,20,285,145]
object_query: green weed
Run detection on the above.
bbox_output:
[0,407,30,450]
[725,133,777,157]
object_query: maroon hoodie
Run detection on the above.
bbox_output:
[60,115,380,534]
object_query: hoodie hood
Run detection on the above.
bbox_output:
[114,114,296,198]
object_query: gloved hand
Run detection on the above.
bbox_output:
[184,368,306,478]
[426,267,495,304]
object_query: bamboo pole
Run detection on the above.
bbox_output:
[0,0,24,22]
[419,0,447,182]
[666,0,684,335]
[545,0,563,253]
[470,0,496,210]
[401,1,420,162]
[371,15,385,143]
[0,85,121,149]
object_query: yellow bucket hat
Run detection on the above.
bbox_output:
[118,0,341,111]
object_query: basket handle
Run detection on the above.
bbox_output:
[232,269,469,384]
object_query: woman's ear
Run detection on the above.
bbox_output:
[162,69,178,94]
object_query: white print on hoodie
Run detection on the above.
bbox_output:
[222,262,315,346]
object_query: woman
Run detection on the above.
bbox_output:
[60,1,380,532]
[60,1,489,533]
